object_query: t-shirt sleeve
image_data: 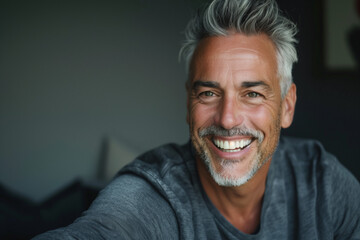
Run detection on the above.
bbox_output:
[325,154,360,240]
[32,174,179,239]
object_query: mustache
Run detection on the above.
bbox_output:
[198,125,264,143]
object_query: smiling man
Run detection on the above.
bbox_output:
[34,0,360,239]
[187,33,296,233]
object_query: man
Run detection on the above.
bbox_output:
[35,0,360,239]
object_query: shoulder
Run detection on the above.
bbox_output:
[118,142,195,196]
[120,142,191,172]
[277,136,359,185]
[277,136,328,161]
[33,143,193,240]
[94,142,196,239]
[276,136,360,238]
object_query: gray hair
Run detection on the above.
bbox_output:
[179,0,298,98]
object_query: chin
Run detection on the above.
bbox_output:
[206,152,267,187]
[190,124,276,187]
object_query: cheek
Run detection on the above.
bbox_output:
[189,103,217,129]
[244,104,279,131]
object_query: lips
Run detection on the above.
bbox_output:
[212,138,253,152]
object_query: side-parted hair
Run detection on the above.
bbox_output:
[179,0,298,98]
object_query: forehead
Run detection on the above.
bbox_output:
[190,33,278,83]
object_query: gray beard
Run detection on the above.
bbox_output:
[195,125,270,187]
[199,146,270,187]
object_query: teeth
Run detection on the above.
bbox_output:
[219,140,224,149]
[240,140,244,148]
[213,139,252,150]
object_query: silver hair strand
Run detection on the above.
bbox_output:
[179,0,298,98]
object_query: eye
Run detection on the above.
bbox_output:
[246,92,260,98]
[200,91,216,97]
[197,90,219,103]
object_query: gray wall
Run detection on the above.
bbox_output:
[0,0,204,202]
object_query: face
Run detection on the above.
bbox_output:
[187,33,296,187]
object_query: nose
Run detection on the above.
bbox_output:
[215,95,244,130]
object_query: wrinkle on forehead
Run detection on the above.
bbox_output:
[218,48,266,78]
[213,48,264,71]
[190,34,278,85]
[221,47,262,60]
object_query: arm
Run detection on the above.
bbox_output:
[33,174,179,239]
[326,156,360,240]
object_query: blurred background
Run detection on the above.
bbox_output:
[0,0,359,238]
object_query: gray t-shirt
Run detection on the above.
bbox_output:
[34,137,360,239]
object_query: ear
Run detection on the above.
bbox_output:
[281,83,297,129]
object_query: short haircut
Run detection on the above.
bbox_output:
[179,0,298,98]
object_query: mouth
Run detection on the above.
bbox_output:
[212,137,254,153]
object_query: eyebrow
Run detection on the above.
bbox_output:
[192,80,220,89]
[191,80,271,91]
[241,81,271,89]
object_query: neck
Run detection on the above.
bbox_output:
[197,157,271,234]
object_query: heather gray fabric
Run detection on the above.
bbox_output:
[34,137,360,239]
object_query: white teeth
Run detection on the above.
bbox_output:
[214,139,217,146]
[240,140,244,148]
[213,138,252,150]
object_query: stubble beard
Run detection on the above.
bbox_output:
[199,142,265,187]
[192,120,281,187]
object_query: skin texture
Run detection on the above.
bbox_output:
[187,33,296,233]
